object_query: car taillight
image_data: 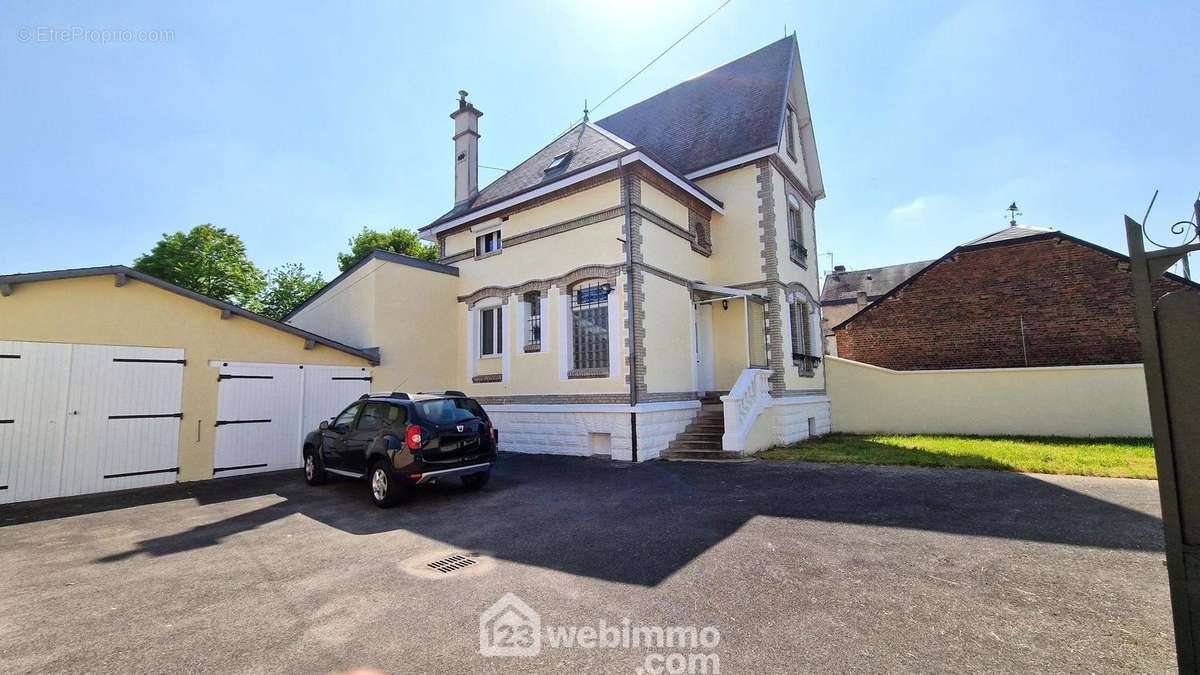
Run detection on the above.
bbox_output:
[406,424,423,450]
[484,420,497,441]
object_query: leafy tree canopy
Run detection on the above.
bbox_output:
[337,226,437,272]
[133,224,265,307]
[257,263,326,321]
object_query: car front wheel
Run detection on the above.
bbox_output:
[369,460,405,508]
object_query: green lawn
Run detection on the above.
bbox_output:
[759,434,1157,479]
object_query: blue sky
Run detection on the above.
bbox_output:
[1,0,1197,282]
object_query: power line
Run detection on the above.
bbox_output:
[480,164,509,173]
[573,0,734,126]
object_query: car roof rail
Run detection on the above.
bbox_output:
[416,390,466,398]
[362,391,411,400]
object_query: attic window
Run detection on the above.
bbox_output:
[544,151,573,173]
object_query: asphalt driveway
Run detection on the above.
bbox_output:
[0,454,1173,673]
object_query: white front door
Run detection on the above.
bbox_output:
[695,304,716,393]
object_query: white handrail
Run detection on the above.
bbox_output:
[719,368,772,454]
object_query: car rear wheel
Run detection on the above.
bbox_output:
[369,460,405,508]
[461,470,490,491]
[303,450,326,486]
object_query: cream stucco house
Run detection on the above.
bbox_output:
[287,36,831,461]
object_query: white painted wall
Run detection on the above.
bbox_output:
[826,356,1152,437]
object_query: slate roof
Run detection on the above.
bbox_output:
[962,224,1056,248]
[422,36,798,232]
[423,124,630,229]
[820,260,935,305]
[595,35,794,175]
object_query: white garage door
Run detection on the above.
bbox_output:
[213,362,371,477]
[0,340,184,504]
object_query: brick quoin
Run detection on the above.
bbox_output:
[834,236,1193,370]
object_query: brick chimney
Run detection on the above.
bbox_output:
[450,90,482,206]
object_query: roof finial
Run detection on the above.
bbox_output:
[1006,202,1022,227]
[582,99,589,123]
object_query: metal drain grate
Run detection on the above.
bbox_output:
[426,554,478,574]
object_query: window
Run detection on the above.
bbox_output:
[785,106,798,159]
[479,306,503,357]
[571,281,610,373]
[331,403,361,432]
[524,291,542,351]
[544,150,573,173]
[476,230,502,257]
[356,402,399,432]
[790,300,816,376]
[788,202,807,265]
[417,397,488,424]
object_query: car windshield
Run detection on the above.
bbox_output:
[417,398,481,424]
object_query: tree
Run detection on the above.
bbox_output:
[133,224,265,307]
[257,263,326,321]
[337,226,438,272]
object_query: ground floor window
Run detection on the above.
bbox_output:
[571,281,610,372]
[790,300,815,375]
[480,305,503,357]
[524,291,541,352]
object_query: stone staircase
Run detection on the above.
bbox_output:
[661,399,743,461]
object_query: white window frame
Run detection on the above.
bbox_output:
[785,105,798,160]
[478,301,504,359]
[787,194,806,267]
[472,220,503,259]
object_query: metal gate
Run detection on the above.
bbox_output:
[0,340,184,504]
[212,362,371,477]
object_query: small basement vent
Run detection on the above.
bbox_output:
[426,554,478,574]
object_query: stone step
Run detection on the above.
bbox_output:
[685,420,724,430]
[675,430,723,442]
[667,439,723,450]
[661,448,744,461]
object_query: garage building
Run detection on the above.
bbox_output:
[0,266,377,504]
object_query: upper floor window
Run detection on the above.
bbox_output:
[480,305,503,357]
[787,197,807,266]
[785,106,798,160]
[570,281,610,374]
[476,229,502,257]
[523,291,542,352]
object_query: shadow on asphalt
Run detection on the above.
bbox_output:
[0,453,1165,586]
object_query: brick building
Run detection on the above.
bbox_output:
[832,224,1196,370]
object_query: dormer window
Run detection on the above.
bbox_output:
[544,150,573,174]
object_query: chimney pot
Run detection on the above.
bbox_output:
[833,265,846,272]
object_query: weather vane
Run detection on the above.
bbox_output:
[1006,202,1022,227]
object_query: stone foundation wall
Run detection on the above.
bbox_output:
[486,402,700,462]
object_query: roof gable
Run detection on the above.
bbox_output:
[426,124,629,229]
[821,260,934,305]
[595,35,795,175]
[0,266,378,363]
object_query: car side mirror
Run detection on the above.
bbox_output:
[319,420,329,431]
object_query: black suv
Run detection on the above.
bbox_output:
[302,391,497,507]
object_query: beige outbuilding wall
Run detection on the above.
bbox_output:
[0,275,372,481]
[826,356,1152,437]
